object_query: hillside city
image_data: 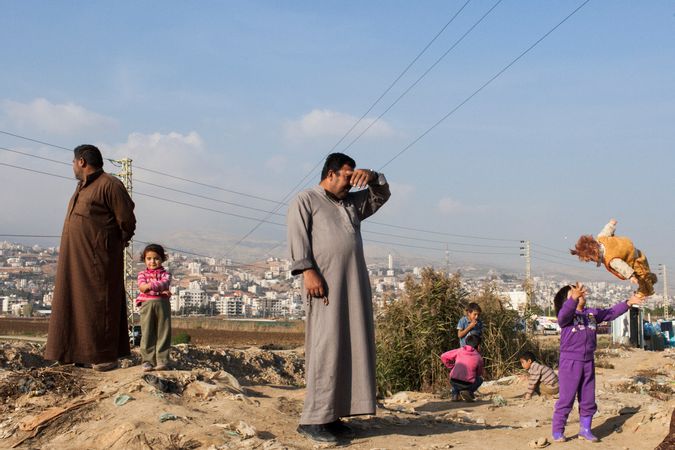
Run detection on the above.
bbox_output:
[0,240,669,320]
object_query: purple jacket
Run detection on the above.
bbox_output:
[557,297,629,361]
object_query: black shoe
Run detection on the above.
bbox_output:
[326,419,356,438]
[296,424,338,443]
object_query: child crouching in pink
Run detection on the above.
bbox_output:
[440,334,484,402]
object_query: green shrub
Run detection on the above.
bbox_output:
[172,331,192,345]
[375,269,553,395]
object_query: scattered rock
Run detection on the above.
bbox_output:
[527,437,549,448]
[519,419,540,428]
[236,420,257,439]
[388,391,413,404]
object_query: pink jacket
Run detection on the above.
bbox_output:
[136,267,171,305]
[440,345,484,383]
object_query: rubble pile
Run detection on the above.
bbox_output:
[0,342,49,370]
[0,366,83,404]
[169,344,305,385]
[613,369,673,401]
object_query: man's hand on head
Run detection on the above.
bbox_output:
[350,169,376,189]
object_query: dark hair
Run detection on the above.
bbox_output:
[73,144,104,169]
[321,152,356,180]
[466,302,482,314]
[553,285,572,316]
[519,351,536,362]
[465,334,481,349]
[140,243,167,262]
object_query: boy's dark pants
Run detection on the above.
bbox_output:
[451,377,483,396]
[139,299,172,366]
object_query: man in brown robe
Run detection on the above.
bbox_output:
[45,145,136,371]
[287,153,390,443]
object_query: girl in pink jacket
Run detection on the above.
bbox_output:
[136,244,172,371]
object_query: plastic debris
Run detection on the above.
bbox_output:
[159,413,178,423]
[113,394,133,406]
[143,374,182,394]
[491,395,507,407]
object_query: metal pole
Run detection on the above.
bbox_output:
[520,240,533,331]
[112,158,135,341]
[660,264,668,319]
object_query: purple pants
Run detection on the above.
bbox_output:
[552,359,597,433]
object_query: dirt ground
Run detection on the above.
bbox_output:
[0,340,672,450]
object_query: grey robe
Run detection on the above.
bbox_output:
[287,178,390,424]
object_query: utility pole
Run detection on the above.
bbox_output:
[659,264,669,318]
[520,240,532,306]
[112,158,135,337]
[520,240,533,331]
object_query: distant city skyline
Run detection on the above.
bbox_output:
[1,2,673,282]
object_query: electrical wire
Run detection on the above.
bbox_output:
[338,0,503,157]
[361,229,517,248]
[378,0,592,170]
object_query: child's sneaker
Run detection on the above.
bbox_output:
[142,362,154,372]
[450,393,460,402]
[459,390,474,402]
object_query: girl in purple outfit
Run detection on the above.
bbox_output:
[551,283,643,442]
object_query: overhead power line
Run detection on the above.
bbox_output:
[531,241,570,255]
[0,130,286,206]
[361,229,517,249]
[338,0,503,157]
[378,0,592,170]
[0,161,71,180]
[365,237,518,255]
[367,220,519,242]
[0,155,525,245]
[225,1,476,254]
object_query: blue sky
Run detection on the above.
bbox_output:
[1,1,673,283]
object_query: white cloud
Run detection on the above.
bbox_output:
[1,98,116,135]
[104,131,206,178]
[437,196,489,215]
[284,109,395,141]
[438,196,463,214]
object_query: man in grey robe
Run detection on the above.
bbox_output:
[287,152,390,443]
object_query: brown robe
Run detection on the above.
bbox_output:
[45,170,136,364]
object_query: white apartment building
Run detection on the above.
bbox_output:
[213,296,244,316]
[178,287,208,311]
[188,262,201,276]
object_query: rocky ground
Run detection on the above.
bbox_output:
[0,340,672,449]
